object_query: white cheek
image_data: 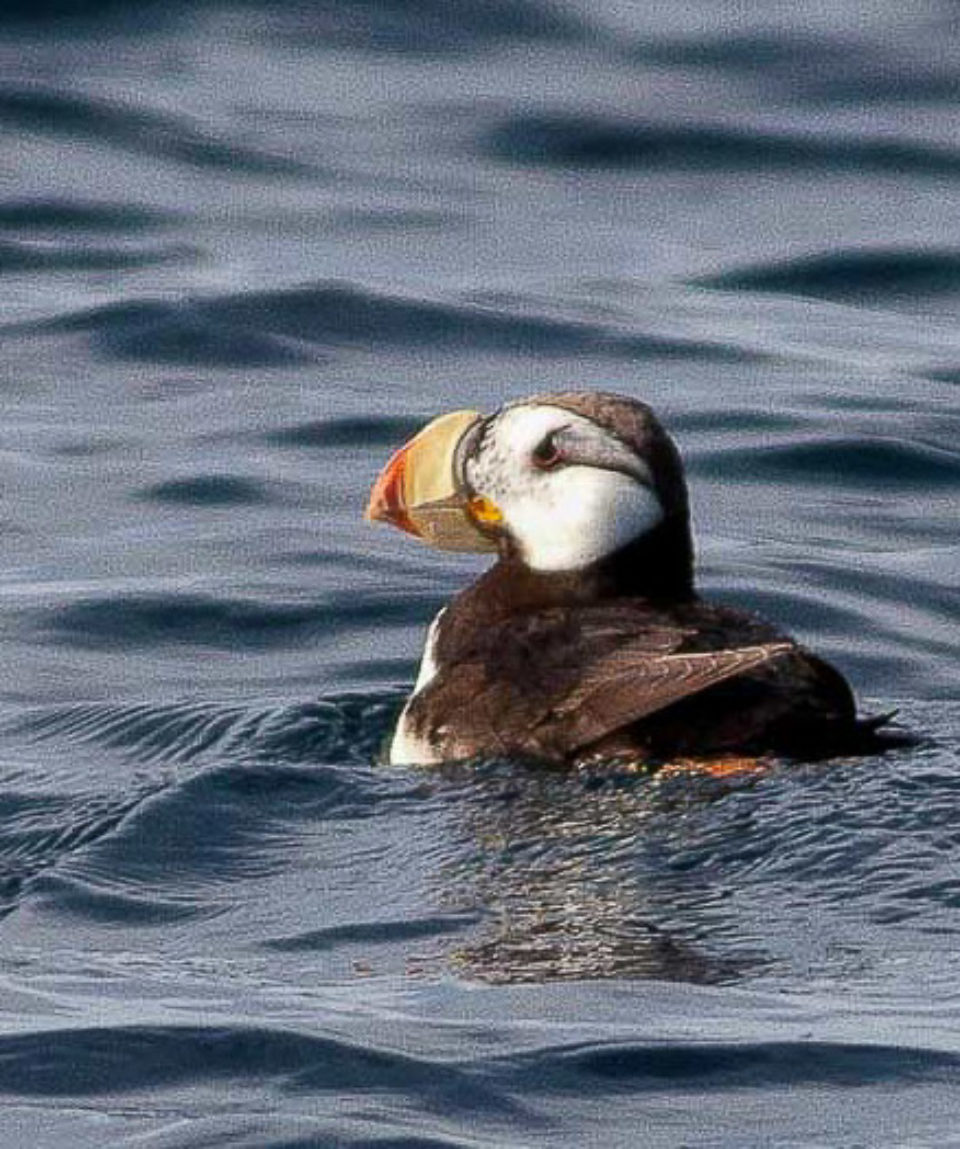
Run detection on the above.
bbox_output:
[503,468,663,572]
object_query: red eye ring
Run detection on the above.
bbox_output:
[532,433,563,470]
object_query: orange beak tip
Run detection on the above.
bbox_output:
[365,444,420,535]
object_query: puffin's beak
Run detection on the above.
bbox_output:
[365,409,497,553]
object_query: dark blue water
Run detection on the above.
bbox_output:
[0,2,958,1144]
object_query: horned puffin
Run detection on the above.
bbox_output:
[366,391,898,768]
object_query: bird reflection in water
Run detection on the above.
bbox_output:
[426,760,772,985]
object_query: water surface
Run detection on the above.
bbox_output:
[0,1,958,1144]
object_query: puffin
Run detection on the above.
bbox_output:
[365,391,899,768]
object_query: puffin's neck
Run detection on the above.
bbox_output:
[462,514,696,620]
[589,514,695,601]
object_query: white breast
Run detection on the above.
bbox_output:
[389,608,446,766]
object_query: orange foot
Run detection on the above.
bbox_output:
[660,756,773,780]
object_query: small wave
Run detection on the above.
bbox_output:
[261,0,586,53]
[0,0,177,26]
[5,296,319,367]
[48,435,126,457]
[24,758,408,928]
[328,205,463,231]
[671,408,810,434]
[231,696,404,766]
[485,113,960,177]
[27,869,213,924]
[507,1039,960,1090]
[0,789,158,916]
[203,281,617,353]
[800,71,960,106]
[263,912,479,952]
[5,693,404,770]
[7,281,762,366]
[0,197,173,233]
[114,1115,474,1149]
[627,31,850,71]
[37,590,440,651]
[26,760,369,922]
[6,699,250,764]
[138,475,279,507]
[265,416,427,450]
[93,307,315,367]
[0,1023,480,1098]
[610,331,761,362]
[694,247,960,301]
[9,1025,935,1102]
[627,32,960,107]
[0,0,586,54]
[692,436,960,489]
[38,594,327,652]
[100,694,401,772]
[0,695,406,920]
[20,286,599,355]
[0,85,315,176]
[0,237,193,274]
[923,364,960,384]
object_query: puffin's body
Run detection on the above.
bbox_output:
[367,392,897,767]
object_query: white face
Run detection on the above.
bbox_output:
[464,404,664,572]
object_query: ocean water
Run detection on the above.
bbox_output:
[0,1,958,1145]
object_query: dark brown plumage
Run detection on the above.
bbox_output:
[402,566,882,764]
[388,391,903,766]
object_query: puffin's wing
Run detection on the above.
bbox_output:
[416,606,794,759]
[545,640,795,753]
[411,609,693,760]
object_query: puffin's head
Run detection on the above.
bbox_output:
[367,391,691,577]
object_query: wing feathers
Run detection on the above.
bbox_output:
[413,601,798,762]
[546,641,795,752]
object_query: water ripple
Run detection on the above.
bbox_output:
[0,1024,491,1100]
[18,299,315,367]
[264,416,426,450]
[26,761,372,922]
[5,693,403,770]
[103,311,314,367]
[0,85,316,176]
[7,699,250,765]
[627,32,960,107]
[627,31,852,72]
[508,1039,960,1090]
[37,590,440,651]
[486,113,960,177]
[0,197,174,233]
[138,475,279,507]
[693,436,960,489]
[0,1023,952,1106]
[261,0,586,53]
[5,281,762,366]
[0,694,406,921]
[695,247,960,301]
[0,237,194,274]
[263,912,480,953]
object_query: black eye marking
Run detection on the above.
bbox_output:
[531,429,565,470]
[455,416,494,496]
[472,416,494,460]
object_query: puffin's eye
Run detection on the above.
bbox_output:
[531,432,564,470]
